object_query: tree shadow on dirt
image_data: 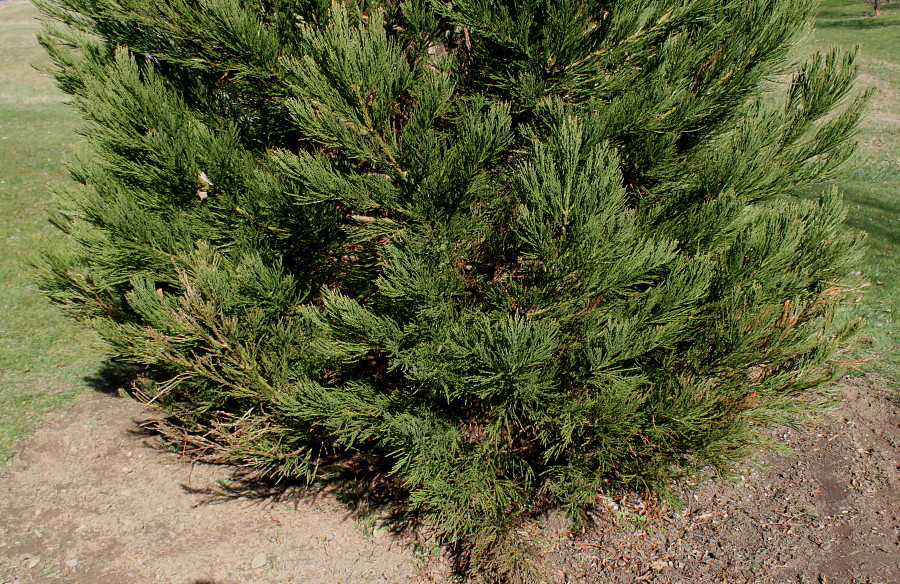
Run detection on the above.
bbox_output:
[83,359,141,396]
[170,462,471,576]
[80,359,467,575]
[137,412,427,532]
[178,452,418,529]
[82,360,411,519]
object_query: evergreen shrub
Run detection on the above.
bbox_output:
[37,0,867,578]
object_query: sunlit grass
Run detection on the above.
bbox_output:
[801,0,900,383]
[0,1,101,469]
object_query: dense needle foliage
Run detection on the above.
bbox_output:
[36,0,867,578]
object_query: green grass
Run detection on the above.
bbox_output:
[0,1,101,469]
[804,0,900,383]
[814,0,900,64]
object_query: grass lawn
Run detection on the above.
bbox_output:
[0,0,896,469]
[806,0,900,383]
[0,0,101,468]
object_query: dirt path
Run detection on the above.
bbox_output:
[1,377,898,584]
[0,397,443,584]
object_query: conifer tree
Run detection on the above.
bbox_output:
[36,0,867,579]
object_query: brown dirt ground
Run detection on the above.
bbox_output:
[541,377,900,584]
[0,397,446,584]
[1,376,898,584]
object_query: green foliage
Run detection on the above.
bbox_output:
[36,0,867,578]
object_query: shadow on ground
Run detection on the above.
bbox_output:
[82,359,141,396]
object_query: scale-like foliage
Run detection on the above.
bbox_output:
[37,0,866,579]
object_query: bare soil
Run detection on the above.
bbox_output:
[543,377,900,584]
[0,398,443,584]
[1,377,898,584]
